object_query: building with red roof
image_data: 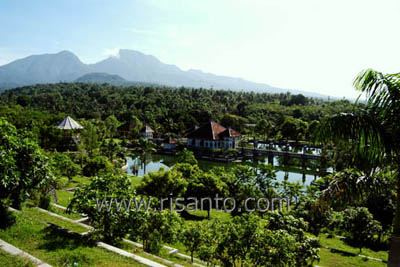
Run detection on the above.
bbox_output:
[186,121,240,149]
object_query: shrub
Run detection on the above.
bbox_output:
[52,152,81,180]
[82,155,113,177]
[137,168,187,199]
[338,207,382,252]
[67,172,133,244]
[0,119,54,212]
[128,208,183,254]
[39,193,51,210]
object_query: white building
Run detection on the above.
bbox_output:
[186,121,240,149]
[141,124,154,139]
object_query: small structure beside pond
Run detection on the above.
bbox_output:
[140,124,154,139]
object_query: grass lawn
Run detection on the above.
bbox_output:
[131,175,144,187]
[121,240,200,267]
[53,189,74,207]
[0,249,34,267]
[185,209,232,223]
[48,204,83,220]
[318,247,386,267]
[49,175,389,267]
[318,233,388,261]
[23,206,88,234]
[23,205,200,267]
[0,212,146,267]
[67,175,91,188]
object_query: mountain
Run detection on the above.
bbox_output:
[75,72,159,87]
[0,51,90,88]
[0,49,329,98]
[90,49,284,93]
[75,72,127,84]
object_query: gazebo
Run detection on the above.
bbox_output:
[56,116,83,151]
[56,116,83,130]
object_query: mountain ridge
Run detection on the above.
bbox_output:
[0,49,330,98]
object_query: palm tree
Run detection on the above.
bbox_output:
[132,138,157,175]
[317,69,400,266]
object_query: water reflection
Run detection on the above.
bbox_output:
[256,144,322,155]
[126,153,329,185]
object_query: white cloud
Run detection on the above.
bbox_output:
[104,48,120,58]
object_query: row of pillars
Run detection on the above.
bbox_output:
[265,151,328,178]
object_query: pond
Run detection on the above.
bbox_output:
[126,153,332,185]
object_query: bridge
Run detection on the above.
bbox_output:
[239,147,323,161]
[247,139,323,149]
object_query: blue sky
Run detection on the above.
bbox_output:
[0,0,399,98]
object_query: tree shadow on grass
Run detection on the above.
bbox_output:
[39,224,96,251]
[179,210,207,221]
[341,237,389,253]
[328,247,387,264]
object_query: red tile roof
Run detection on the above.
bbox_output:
[219,128,240,138]
[166,136,178,144]
[187,121,240,140]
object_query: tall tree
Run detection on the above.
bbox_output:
[104,115,120,138]
[132,138,156,175]
[317,69,400,266]
[255,119,273,141]
[0,119,54,223]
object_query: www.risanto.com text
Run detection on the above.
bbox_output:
[95,195,298,213]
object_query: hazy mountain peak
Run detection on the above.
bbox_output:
[0,50,89,86]
[117,49,160,64]
[188,69,203,73]
[57,50,75,55]
[0,49,331,98]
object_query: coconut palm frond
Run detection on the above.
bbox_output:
[320,169,389,208]
[317,110,386,163]
[354,69,400,118]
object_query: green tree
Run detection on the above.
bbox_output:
[281,116,308,141]
[317,69,400,265]
[104,115,120,138]
[207,214,262,265]
[129,209,182,254]
[266,211,320,266]
[176,148,198,165]
[338,207,382,253]
[296,119,309,141]
[220,113,247,133]
[67,172,133,244]
[182,222,206,263]
[255,119,273,140]
[255,164,277,199]
[252,229,297,266]
[279,180,304,202]
[308,120,320,140]
[0,119,54,211]
[128,115,143,139]
[82,154,113,177]
[52,152,81,181]
[280,116,298,141]
[186,171,228,218]
[292,197,332,237]
[289,94,308,106]
[137,168,188,199]
[226,165,263,216]
[101,139,123,161]
[81,121,101,154]
[132,138,156,175]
